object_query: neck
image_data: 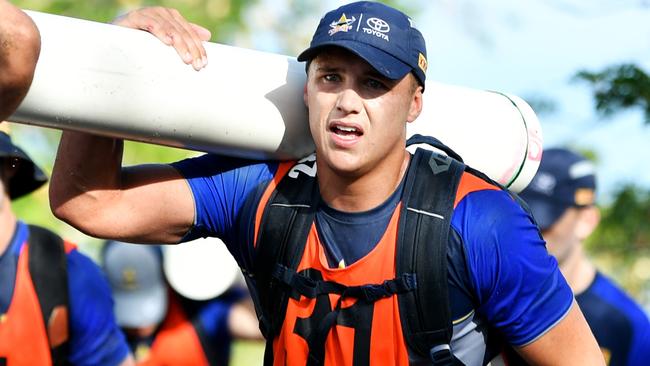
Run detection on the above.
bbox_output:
[0,192,17,256]
[558,244,596,295]
[318,150,410,212]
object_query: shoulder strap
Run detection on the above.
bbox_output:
[191,317,222,366]
[396,148,465,365]
[27,225,70,366]
[253,156,320,364]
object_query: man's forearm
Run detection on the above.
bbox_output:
[0,0,40,120]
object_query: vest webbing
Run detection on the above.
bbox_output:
[27,225,70,366]
[252,136,468,365]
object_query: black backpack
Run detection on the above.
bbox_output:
[28,225,70,366]
[246,135,486,365]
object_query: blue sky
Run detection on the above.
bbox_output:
[417,0,650,202]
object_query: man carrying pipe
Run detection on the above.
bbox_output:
[50,3,604,365]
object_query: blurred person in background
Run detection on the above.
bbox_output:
[102,240,262,366]
[0,0,40,121]
[0,126,133,365]
[520,147,650,366]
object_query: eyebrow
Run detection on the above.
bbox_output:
[315,65,389,80]
[314,65,341,73]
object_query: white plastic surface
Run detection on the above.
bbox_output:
[163,238,240,300]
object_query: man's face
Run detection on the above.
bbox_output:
[304,48,422,178]
[541,207,582,264]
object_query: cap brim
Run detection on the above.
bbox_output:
[522,196,568,231]
[298,41,411,81]
[9,157,48,199]
[113,284,168,328]
[0,137,48,199]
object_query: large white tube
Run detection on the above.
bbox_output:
[13,10,542,191]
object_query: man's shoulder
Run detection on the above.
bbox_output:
[454,170,502,207]
[172,153,281,178]
[452,175,528,232]
[582,272,650,326]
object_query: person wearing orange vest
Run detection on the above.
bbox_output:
[0,128,134,366]
[0,0,40,122]
[50,2,605,365]
[101,241,262,366]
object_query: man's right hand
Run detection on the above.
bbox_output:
[112,7,211,71]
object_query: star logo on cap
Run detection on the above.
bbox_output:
[329,13,356,36]
[122,268,138,289]
[418,53,428,73]
[574,188,595,206]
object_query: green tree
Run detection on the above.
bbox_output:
[588,185,650,253]
[574,63,650,124]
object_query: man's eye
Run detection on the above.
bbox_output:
[366,78,386,90]
[323,74,340,82]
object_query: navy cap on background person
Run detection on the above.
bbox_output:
[297,1,428,89]
[519,148,597,231]
[0,130,48,199]
[102,241,168,329]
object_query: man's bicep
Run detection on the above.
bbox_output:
[118,163,195,243]
[459,190,573,343]
[516,301,605,365]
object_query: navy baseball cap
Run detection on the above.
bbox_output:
[519,148,597,231]
[298,1,428,89]
[0,131,48,200]
[102,241,168,328]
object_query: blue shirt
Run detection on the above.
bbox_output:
[0,221,130,366]
[577,271,650,366]
[172,153,574,365]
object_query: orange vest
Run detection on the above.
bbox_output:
[137,294,210,366]
[254,162,497,366]
[0,240,74,366]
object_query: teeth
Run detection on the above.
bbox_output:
[337,126,357,132]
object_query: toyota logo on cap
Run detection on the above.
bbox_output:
[367,17,390,33]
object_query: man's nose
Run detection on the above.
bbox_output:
[335,87,362,115]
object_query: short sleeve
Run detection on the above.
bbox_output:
[171,154,277,239]
[66,249,130,366]
[171,154,277,267]
[452,189,574,346]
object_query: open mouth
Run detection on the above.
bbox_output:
[330,123,363,139]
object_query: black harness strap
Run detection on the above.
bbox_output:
[396,147,465,365]
[254,137,468,365]
[253,155,320,365]
[27,225,70,366]
[191,308,222,366]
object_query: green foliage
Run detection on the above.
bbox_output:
[588,184,650,253]
[14,0,257,43]
[574,63,650,124]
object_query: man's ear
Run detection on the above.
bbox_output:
[406,85,423,123]
[303,82,308,107]
[575,206,600,240]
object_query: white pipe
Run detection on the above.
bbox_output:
[13,10,542,191]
